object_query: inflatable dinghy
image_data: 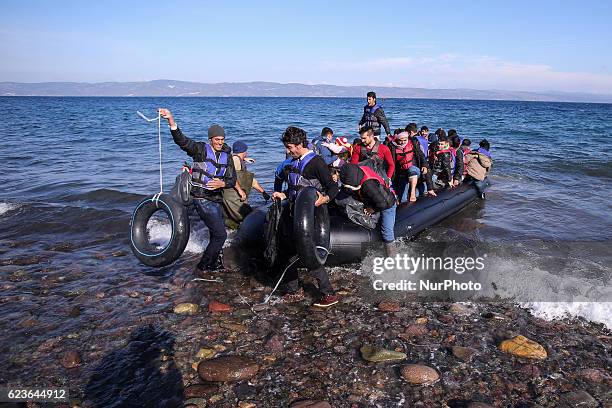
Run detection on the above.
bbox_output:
[235,179,489,266]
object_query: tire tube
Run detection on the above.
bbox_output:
[129,193,190,267]
[293,187,330,269]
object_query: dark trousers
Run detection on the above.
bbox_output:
[193,198,227,269]
[278,202,334,295]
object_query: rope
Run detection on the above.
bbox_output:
[137,110,163,206]
[264,255,299,304]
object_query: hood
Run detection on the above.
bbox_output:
[339,163,364,188]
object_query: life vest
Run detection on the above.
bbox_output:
[416,135,429,159]
[191,144,229,190]
[393,141,415,171]
[363,104,381,134]
[286,152,322,199]
[232,154,246,172]
[359,165,385,185]
[357,165,396,204]
[358,140,381,163]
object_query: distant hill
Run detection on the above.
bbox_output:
[1,80,611,103]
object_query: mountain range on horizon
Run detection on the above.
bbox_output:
[1,80,611,103]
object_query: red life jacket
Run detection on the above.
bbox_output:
[394,141,415,170]
[360,165,385,186]
[358,165,395,200]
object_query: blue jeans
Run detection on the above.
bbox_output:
[193,199,227,269]
[393,166,421,203]
[380,202,397,243]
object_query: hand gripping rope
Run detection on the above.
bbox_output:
[137,110,163,206]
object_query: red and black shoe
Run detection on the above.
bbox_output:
[313,294,339,308]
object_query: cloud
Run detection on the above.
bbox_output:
[318,54,612,94]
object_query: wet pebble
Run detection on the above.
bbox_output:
[499,335,547,360]
[60,350,81,369]
[378,301,400,312]
[208,300,232,313]
[400,364,440,385]
[399,324,428,339]
[197,356,259,382]
[451,346,478,361]
[174,303,199,315]
[360,345,406,362]
[265,334,285,353]
[184,383,219,398]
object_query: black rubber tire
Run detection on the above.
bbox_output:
[293,187,330,269]
[129,193,190,267]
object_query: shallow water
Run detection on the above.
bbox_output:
[0,97,611,404]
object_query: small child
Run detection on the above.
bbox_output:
[428,130,454,189]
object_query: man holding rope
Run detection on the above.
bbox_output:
[159,108,236,277]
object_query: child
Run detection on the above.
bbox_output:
[428,130,454,190]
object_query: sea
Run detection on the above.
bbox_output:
[1,96,610,349]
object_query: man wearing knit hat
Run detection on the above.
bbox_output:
[159,108,236,277]
[222,140,271,228]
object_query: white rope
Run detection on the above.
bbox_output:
[264,255,300,304]
[136,110,163,202]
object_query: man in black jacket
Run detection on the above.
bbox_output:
[272,126,340,308]
[159,108,236,277]
[358,91,391,139]
[339,163,397,257]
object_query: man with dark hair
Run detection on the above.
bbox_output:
[312,127,336,165]
[272,126,340,308]
[359,91,391,138]
[159,108,236,277]
[350,126,395,181]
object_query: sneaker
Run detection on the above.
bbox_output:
[313,294,339,308]
[281,287,305,303]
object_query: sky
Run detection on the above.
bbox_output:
[1,0,611,94]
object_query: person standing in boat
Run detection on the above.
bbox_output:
[359,91,391,140]
[159,108,236,277]
[271,126,340,308]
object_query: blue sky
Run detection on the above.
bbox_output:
[1,0,611,93]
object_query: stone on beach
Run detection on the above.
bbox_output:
[499,335,547,360]
[208,300,232,313]
[197,356,259,382]
[360,345,406,362]
[400,364,440,385]
[174,303,199,315]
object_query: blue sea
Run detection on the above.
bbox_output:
[1,96,611,350]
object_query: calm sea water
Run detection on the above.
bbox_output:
[0,96,610,346]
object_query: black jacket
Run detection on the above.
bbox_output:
[287,154,339,201]
[340,164,395,212]
[359,106,391,136]
[170,127,236,202]
[429,145,453,186]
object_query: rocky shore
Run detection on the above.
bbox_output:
[2,259,611,408]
